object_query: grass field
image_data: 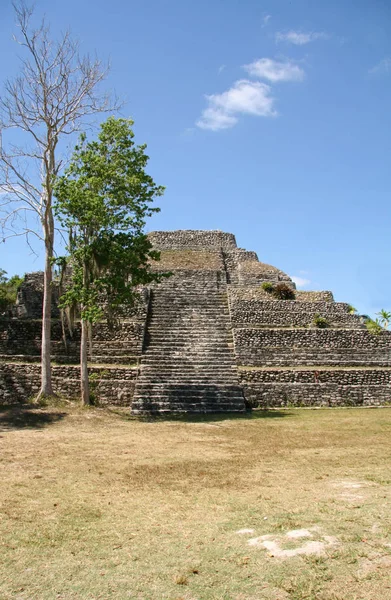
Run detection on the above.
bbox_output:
[1,404,391,600]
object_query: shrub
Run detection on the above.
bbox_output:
[313,314,329,329]
[347,304,357,314]
[366,318,383,335]
[272,282,295,300]
[261,282,274,293]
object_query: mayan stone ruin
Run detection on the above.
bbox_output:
[1,230,390,412]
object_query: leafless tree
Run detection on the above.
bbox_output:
[0,2,119,399]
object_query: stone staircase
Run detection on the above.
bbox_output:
[132,274,245,414]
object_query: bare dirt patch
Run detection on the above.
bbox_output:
[246,527,339,559]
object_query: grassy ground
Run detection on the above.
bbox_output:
[1,404,391,600]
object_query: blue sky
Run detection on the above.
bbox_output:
[0,0,390,317]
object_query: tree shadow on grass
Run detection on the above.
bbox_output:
[132,408,293,424]
[0,404,67,432]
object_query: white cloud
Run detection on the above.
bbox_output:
[262,14,272,28]
[196,79,276,131]
[369,58,391,75]
[276,30,329,45]
[243,58,305,82]
[218,64,226,74]
[291,275,311,288]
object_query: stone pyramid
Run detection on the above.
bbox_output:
[1,230,390,412]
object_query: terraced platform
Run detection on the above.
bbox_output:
[1,230,390,411]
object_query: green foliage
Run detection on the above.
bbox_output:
[261,281,296,300]
[366,318,383,335]
[364,310,390,335]
[376,310,391,330]
[272,282,296,300]
[0,269,23,313]
[313,314,329,329]
[261,282,274,293]
[347,304,357,314]
[54,117,167,324]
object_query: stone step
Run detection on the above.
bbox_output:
[131,399,245,414]
[132,392,244,400]
[142,360,235,365]
[132,398,245,406]
[146,330,231,336]
[134,383,243,391]
[149,317,229,322]
[145,339,232,345]
[149,307,227,311]
[143,347,233,354]
[142,356,237,362]
[135,284,240,414]
[147,326,229,332]
[138,369,239,376]
[144,348,234,353]
[139,369,238,375]
[138,380,239,385]
[140,365,238,371]
[139,375,239,380]
[149,305,228,310]
[147,320,230,326]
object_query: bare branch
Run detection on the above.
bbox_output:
[1,1,121,396]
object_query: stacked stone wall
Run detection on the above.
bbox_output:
[229,295,363,328]
[2,229,391,411]
[234,328,391,367]
[148,230,237,251]
[237,261,293,286]
[0,363,138,406]
[0,319,146,358]
[229,286,334,302]
[239,368,391,385]
[242,383,391,408]
[15,272,60,319]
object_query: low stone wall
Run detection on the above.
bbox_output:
[234,328,391,367]
[148,230,237,251]
[237,261,293,286]
[242,383,391,408]
[296,291,335,302]
[239,368,391,385]
[234,328,391,351]
[229,286,334,303]
[236,348,391,367]
[0,318,146,358]
[0,363,138,406]
[228,296,363,328]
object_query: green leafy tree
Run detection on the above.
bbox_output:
[0,269,23,313]
[0,2,119,399]
[54,117,166,404]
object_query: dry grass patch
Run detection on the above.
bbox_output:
[0,404,391,599]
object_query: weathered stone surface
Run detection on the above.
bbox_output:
[1,229,390,410]
[15,272,60,319]
[0,362,138,405]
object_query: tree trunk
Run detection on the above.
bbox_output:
[80,318,90,405]
[38,228,55,399]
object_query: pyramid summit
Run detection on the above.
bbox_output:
[1,229,390,411]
